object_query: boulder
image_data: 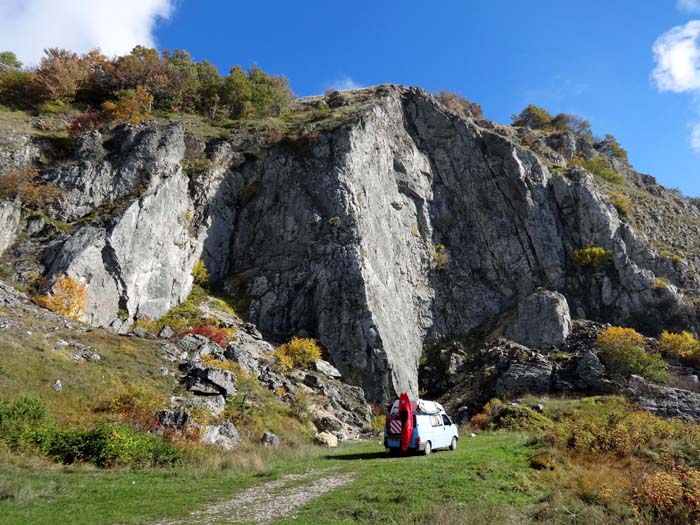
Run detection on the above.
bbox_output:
[315,431,338,448]
[170,394,226,417]
[182,364,237,397]
[576,351,617,393]
[156,409,190,430]
[315,359,342,378]
[496,348,553,398]
[261,431,280,447]
[506,290,572,351]
[201,421,240,449]
[158,325,175,339]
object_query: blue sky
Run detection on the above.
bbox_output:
[1,0,699,194]
[156,1,699,194]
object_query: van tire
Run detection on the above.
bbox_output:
[450,437,458,451]
[423,441,432,455]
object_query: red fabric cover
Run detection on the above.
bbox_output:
[398,392,413,452]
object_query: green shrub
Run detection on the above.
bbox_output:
[192,260,209,287]
[596,134,629,163]
[596,327,669,383]
[491,406,553,432]
[512,104,554,129]
[570,157,626,185]
[275,337,322,370]
[573,244,612,268]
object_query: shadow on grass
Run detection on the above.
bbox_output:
[325,451,398,461]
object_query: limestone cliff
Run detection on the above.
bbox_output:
[0,85,697,402]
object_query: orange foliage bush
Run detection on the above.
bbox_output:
[0,167,64,208]
[35,274,87,320]
[185,324,232,348]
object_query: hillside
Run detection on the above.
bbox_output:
[3,79,700,523]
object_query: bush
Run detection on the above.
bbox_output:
[659,331,700,366]
[512,104,554,129]
[608,192,632,219]
[102,86,153,124]
[596,327,669,383]
[275,337,322,370]
[185,323,233,348]
[573,244,612,268]
[192,259,209,286]
[107,384,167,430]
[434,90,483,118]
[35,274,87,320]
[0,167,64,208]
[433,244,448,271]
[570,156,626,185]
[67,107,103,136]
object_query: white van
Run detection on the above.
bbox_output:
[384,398,459,455]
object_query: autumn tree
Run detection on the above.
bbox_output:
[435,90,483,118]
[512,104,554,129]
[35,274,87,320]
[33,48,87,102]
[102,86,154,124]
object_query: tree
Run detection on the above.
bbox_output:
[0,51,21,71]
[435,90,483,118]
[512,104,554,129]
[596,134,629,163]
[221,66,254,119]
[33,48,86,101]
[194,60,223,118]
[102,86,154,124]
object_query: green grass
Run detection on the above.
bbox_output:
[0,433,539,525]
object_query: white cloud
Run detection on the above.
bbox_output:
[691,122,700,151]
[0,0,175,66]
[652,20,700,92]
[328,76,363,92]
[678,0,700,13]
[653,20,700,153]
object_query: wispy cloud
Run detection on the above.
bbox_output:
[678,0,700,13]
[327,76,363,92]
[0,0,175,66]
[652,20,700,151]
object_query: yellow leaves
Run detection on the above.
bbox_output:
[595,326,645,353]
[201,354,238,372]
[275,337,322,370]
[191,260,209,287]
[659,330,700,366]
[102,85,153,125]
[573,244,612,268]
[35,274,87,320]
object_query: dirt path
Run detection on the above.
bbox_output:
[157,469,355,525]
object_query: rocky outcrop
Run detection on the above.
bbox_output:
[505,290,571,350]
[627,375,700,421]
[2,86,697,402]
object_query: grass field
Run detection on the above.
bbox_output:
[0,433,538,525]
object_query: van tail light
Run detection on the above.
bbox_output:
[415,437,421,445]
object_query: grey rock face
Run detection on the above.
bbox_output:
[495,346,553,397]
[7,86,698,403]
[315,359,342,378]
[0,199,20,256]
[505,290,572,350]
[0,129,39,174]
[627,375,700,421]
[201,421,240,449]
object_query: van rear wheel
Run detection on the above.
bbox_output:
[422,441,432,455]
[450,437,458,451]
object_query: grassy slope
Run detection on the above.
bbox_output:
[0,433,537,525]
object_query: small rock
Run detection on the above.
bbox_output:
[261,431,280,447]
[315,431,338,448]
[52,379,62,392]
[533,403,545,413]
[157,409,190,430]
[55,339,70,348]
[158,325,175,339]
[315,359,342,378]
[201,421,240,450]
[159,366,169,376]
